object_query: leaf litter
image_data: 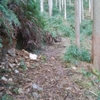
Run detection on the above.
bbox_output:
[0,37,100,100]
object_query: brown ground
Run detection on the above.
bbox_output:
[0,37,100,100]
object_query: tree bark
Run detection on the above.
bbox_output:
[79,0,81,23]
[48,0,53,17]
[64,0,67,19]
[59,0,61,13]
[90,0,93,20]
[40,0,44,12]
[75,0,80,48]
[92,0,100,71]
[81,0,84,20]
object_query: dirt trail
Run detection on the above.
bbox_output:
[1,37,97,100]
[15,37,89,100]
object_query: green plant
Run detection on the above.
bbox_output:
[0,0,20,44]
[1,94,14,100]
[60,25,74,37]
[64,44,91,63]
[20,59,27,70]
[15,0,45,50]
[80,19,93,36]
[0,38,3,48]
[81,68,93,77]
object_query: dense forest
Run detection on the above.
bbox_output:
[0,0,100,100]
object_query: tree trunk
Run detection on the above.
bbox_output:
[56,0,58,7]
[40,0,44,12]
[79,0,81,23]
[62,0,64,8]
[81,0,84,20]
[59,0,61,13]
[48,0,53,17]
[64,0,67,19]
[92,0,100,71]
[90,0,93,20]
[89,0,91,13]
[75,0,80,48]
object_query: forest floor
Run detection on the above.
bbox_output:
[0,37,100,100]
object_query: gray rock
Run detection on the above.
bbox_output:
[1,76,7,81]
[8,78,14,85]
[32,84,43,92]
[14,70,19,73]
[8,63,14,68]
[0,92,3,97]
[18,88,24,94]
[8,48,16,57]
[32,92,39,99]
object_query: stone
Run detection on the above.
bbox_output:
[14,70,19,73]
[18,88,24,94]
[8,63,14,68]
[0,92,3,97]
[32,84,43,92]
[8,78,13,82]
[14,59,18,64]
[8,78,14,85]
[1,76,7,81]
[32,92,39,99]
[72,66,76,70]
[22,49,29,56]
[8,48,16,57]
[29,53,37,60]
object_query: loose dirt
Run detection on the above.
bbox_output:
[0,37,99,100]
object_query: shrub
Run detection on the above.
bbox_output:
[80,19,93,36]
[64,44,91,63]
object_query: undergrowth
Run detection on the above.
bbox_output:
[80,19,93,36]
[64,44,91,63]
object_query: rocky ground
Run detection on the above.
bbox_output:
[0,37,100,100]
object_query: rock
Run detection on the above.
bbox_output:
[0,92,3,97]
[25,62,30,67]
[9,58,14,63]
[8,78,13,82]
[8,63,14,68]
[22,49,29,56]
[14,70,19,73]
[72,66,76,70]
[1,76,7,81]
[8,78,14,85]
[29,53,37,60]
[8,48,16,57]
[32,84,43,92]
[18,88,24,94]
[32,92,39,99]
[14,59,18,64]
[25,56,29,59]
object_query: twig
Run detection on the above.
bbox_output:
[89,90,100,98]
[63,92,69,100]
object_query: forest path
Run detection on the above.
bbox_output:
[20,37,92,100]
[13,38,96,100]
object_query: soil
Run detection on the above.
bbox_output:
[0,37,100,100]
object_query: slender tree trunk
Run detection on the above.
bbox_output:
[59,0,61,13]
[75,0,80,48]
[90,0,93,20]
[56,0,58,7]
[48,0,53,17]
[81,0,84,20]
[64,0,67,19]
[89,0,91,13]
[40,0,44,12]
[68,0,72,6]
[79,0,81,23]
[92,0,100,71]
[62,0,64,8]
